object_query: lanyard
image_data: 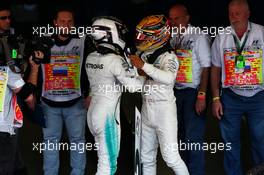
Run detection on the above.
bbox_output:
[233,30,249,55]
[174,33,184,50]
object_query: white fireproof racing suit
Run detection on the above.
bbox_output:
[86,49,143,175]
[140,50,189,175]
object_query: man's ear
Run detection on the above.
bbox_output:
[247,10,250,19]
[53,20,57,26]
[186,15,190,23]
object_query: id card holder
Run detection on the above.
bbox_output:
[235,55,245,74]
[0,67,8,112]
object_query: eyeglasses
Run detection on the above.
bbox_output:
[0,16,11,20]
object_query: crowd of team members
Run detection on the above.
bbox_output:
[0,0,264,175]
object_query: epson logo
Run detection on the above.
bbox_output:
[86,63,104,69]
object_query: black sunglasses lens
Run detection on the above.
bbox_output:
[0,16,11,20]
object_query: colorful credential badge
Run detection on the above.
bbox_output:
[0,67,7,112]
[175,49,193,83]
[44,54,80,96]
[224,48,263,86]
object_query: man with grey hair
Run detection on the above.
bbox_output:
[211,0,264,174]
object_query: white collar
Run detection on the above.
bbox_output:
[230,21,251,39]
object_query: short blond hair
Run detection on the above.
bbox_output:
[169,4,189,16]
[229,0,250,11]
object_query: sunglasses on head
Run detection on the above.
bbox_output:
[0,16,11,20]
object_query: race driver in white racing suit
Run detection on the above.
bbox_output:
[130,15,190,175]
[86,16,143,175]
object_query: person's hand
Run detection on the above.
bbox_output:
[84,96,92,110]
[212,100,223,120]
[129,55,144,69]
[195,98,206,116]
[34,51,44,59]
[29,51,44,69]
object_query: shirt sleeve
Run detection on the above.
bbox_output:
[110,56,144,92]
[211,35,222,67]
[7,67,25,90]
[196,35,212,67]
[142,52,178,85]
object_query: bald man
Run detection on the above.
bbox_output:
[211,0,264,174]
[169,4,211,175]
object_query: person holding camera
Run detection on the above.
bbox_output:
[29,7,94,175]
[0,4,39,175]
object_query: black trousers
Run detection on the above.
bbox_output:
[0,131,26,175]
